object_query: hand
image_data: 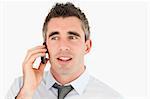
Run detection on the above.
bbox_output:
[16,45,48,99]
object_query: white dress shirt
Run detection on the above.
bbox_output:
[6,69,123,99]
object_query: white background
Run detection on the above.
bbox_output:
[0,0,150,99]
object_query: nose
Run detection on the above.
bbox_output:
[59,39,70,51]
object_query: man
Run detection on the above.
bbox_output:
[6,2,123,99]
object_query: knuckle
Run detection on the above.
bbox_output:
[27,49,31,54]
[22,61,26,67]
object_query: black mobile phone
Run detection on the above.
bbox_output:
[41,42,47,64]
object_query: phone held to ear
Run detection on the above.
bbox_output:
[41,42,48,64]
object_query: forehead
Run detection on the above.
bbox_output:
[47,17,84,35]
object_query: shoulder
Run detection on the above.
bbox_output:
[10,71,49,86]
[5,76,23,98]
[85,75,123,98]
[9,71,49,84]
[10,76,23,90]
[6,71,49,98]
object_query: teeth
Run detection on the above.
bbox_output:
[58,57,71,61]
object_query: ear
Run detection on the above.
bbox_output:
[84,39,92,54]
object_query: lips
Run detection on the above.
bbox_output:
[57,57,72,61]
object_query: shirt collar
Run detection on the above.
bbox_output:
[45,70,57,90]
[44,68,90,95]
[70,68,90,95]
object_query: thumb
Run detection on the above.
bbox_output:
[38,58,49,72]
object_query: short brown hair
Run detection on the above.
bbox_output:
[42,2,90,41]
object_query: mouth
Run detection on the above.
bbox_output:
[57,56,72,64]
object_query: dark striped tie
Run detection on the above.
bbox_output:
[53,83,74,99]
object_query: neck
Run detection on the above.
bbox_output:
[50,66,85,85]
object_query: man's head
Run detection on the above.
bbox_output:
[42,2,90,41]
[42,2,92,77]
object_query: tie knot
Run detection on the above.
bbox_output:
[52,83,74,99]
[53,83,73,90]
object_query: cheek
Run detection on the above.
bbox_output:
[47,43,57,57]
[73,42,85,55]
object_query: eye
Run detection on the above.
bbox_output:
[51,36,59,40]
[68,36,78,40]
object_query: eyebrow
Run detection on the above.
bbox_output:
[48,31,81,38]
[48,31,59,37]
[68,31,81,37]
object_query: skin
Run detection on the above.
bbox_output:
[16,16,92,99]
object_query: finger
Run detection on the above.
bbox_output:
[24,45,46,57]
[24,47,47,62]
[23,52,46,69]
[31,45,46,50]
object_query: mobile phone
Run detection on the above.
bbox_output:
[41,42,47,64]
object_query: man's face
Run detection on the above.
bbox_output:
[46,16,91,75]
